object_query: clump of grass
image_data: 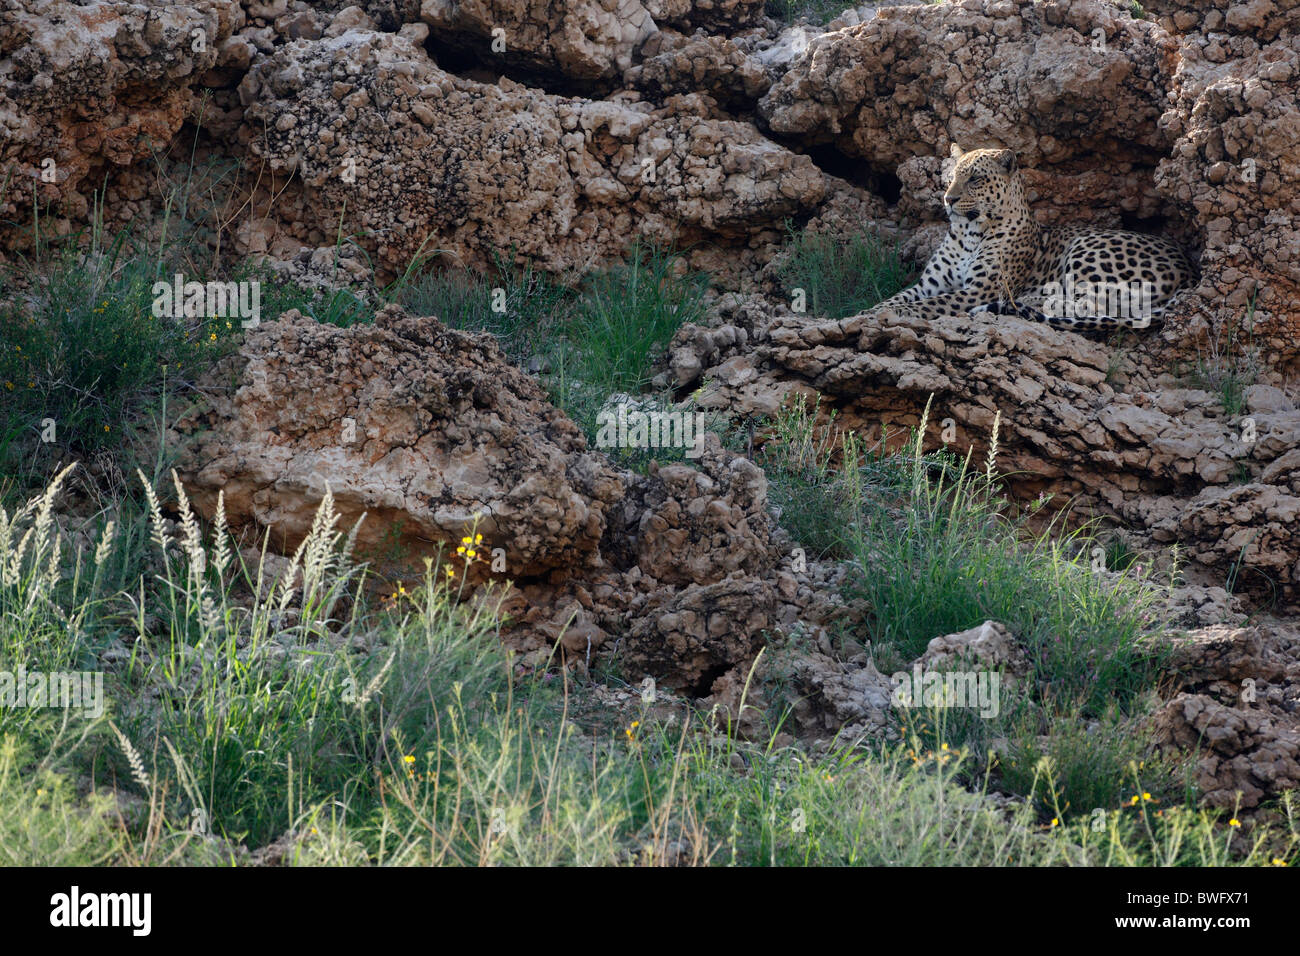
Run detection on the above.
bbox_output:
[755,398,1177,815]
[391,252,569,362]
[764,0,859,24]
[114,471,508,847]
[0,733,121,866]
[760,394,920,559]
[547,242,708,441]
[774,224,912,320]
[250,269,375,328]
[761,395,845,557]
[1187,299,1260,416]
[842,404,1163,713]
[999,703,1176,822]
[0,232,238,479]
[562,243,708,396]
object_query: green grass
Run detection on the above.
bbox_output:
[998,704,1176,821]
[0,733,121,866]
[759,394,908,559]
[392,254,568,362]
[842,409,1163,706]
[764,0,859,24]
[1185,301,1260,416]
[3,463,1291,865]
[0,232,239,489]
[773,224,912,320]
[545,242,709,445]
[758,398,1183,819]
[558,243,707,395]
[251,271,375,329]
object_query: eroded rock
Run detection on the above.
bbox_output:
[175,305,625,577]
[0,0,236,243]
[1152,693,1300,809]
[239,29,825,277]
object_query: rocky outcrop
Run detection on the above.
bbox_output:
[758,0,1300,372]
[759,0,1181,228]
[1145,0,1300,40]
[1154,624,1286,689]
[776,649,896,742]
[728,306,1300,611]
[625,30,771,110]
[1152,693,1300,810]
[238,28,825,278]
[1154,28,1300,369]
[176,306,843,695]
[419,0,658,82]
[0,0,237,244]
[644,0,767,32]
[1133,617,1298,811]
[916,620,1030,680]
[175,305,626,577]
[718,618,1033,745]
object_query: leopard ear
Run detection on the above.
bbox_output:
[949,143,965,159]
[997,149,1018,172]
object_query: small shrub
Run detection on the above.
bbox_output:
[774,224,912,320]
[0,234,238,474]
[391,253,569,361]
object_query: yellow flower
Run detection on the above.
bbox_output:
[461,536,472,545]
[103,425,109,432]
[1142,792,1153,801]
[466,549,477,559]
[403,755,415,764]
[1272,858,1288,867]
[444,566,455,578]
[1050,818,1059,828]
[456,545,466,555]
[209,332,217,341]
[1229,818,1241,827]
[475,533,483,544]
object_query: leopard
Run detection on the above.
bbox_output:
[868,145,1193,331]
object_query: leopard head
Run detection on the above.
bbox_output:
[942,146,1023,231]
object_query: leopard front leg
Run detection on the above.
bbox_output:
[871,227,976,310]
[868,285,1004,321]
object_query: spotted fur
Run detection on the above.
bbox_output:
[873,147,1192,330]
